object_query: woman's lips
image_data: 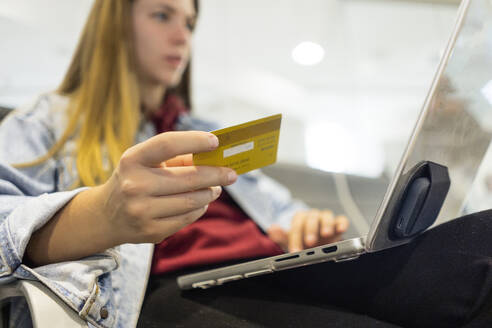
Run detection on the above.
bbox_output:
[164,55,183,68]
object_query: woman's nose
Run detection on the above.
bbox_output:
[170,23,190,46]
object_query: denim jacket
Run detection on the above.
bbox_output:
[0,93,307,328]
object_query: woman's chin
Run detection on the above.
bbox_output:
[153,75,182,89]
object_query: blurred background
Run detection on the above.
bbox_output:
[0,0,464,234]
[0,0,459,177]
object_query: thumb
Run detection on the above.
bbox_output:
[267,224,288,251]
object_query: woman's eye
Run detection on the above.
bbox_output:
[153,12,169,21]
[186,21,195,31]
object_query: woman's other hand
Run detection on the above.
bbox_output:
[267,210,349,253]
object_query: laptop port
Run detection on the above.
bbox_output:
[275,254,300,262]
[322,246,338,254]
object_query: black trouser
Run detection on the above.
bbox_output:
[138,210,492,328]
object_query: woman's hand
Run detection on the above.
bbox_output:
[23,131,237,266]
[26,130,237,267]
[97,131,238,246]
[267,210,349,253]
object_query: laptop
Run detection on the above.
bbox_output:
[178,0,492,290]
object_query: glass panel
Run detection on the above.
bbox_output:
[404,0,492,223]
[369,0,492,251]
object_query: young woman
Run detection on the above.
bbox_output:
[0,0,348,327]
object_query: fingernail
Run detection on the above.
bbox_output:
[212,186,222,198]
[227,171,237,183]
[306,234,316,245]
[291,248,301,253]
[322,228,333,237]
[209,134,219,148]
[336,225,347,234]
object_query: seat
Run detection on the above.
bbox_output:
[0,278,87,328]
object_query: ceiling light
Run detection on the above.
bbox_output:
[292,41,325,66]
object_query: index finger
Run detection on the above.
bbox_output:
[164,154,194,167]
[304,210,320,247]
[288,212,305,253]
[132,131,219,167]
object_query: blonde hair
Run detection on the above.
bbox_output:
[15,0,196,187]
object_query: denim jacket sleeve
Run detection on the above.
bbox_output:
[0,95,148,328]
[176,115,309,231]
[225,170,309,231]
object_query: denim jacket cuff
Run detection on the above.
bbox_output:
[16,249,120,328]
[0,220,19,277]
[0,188,87,277]
[79,273,117,328]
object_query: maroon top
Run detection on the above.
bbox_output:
[150,94,283,274]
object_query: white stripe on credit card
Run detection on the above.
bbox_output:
[223,141,254,158]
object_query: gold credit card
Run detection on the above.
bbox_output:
[193,114,282,175]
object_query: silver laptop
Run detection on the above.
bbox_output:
[178,0,492,290]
